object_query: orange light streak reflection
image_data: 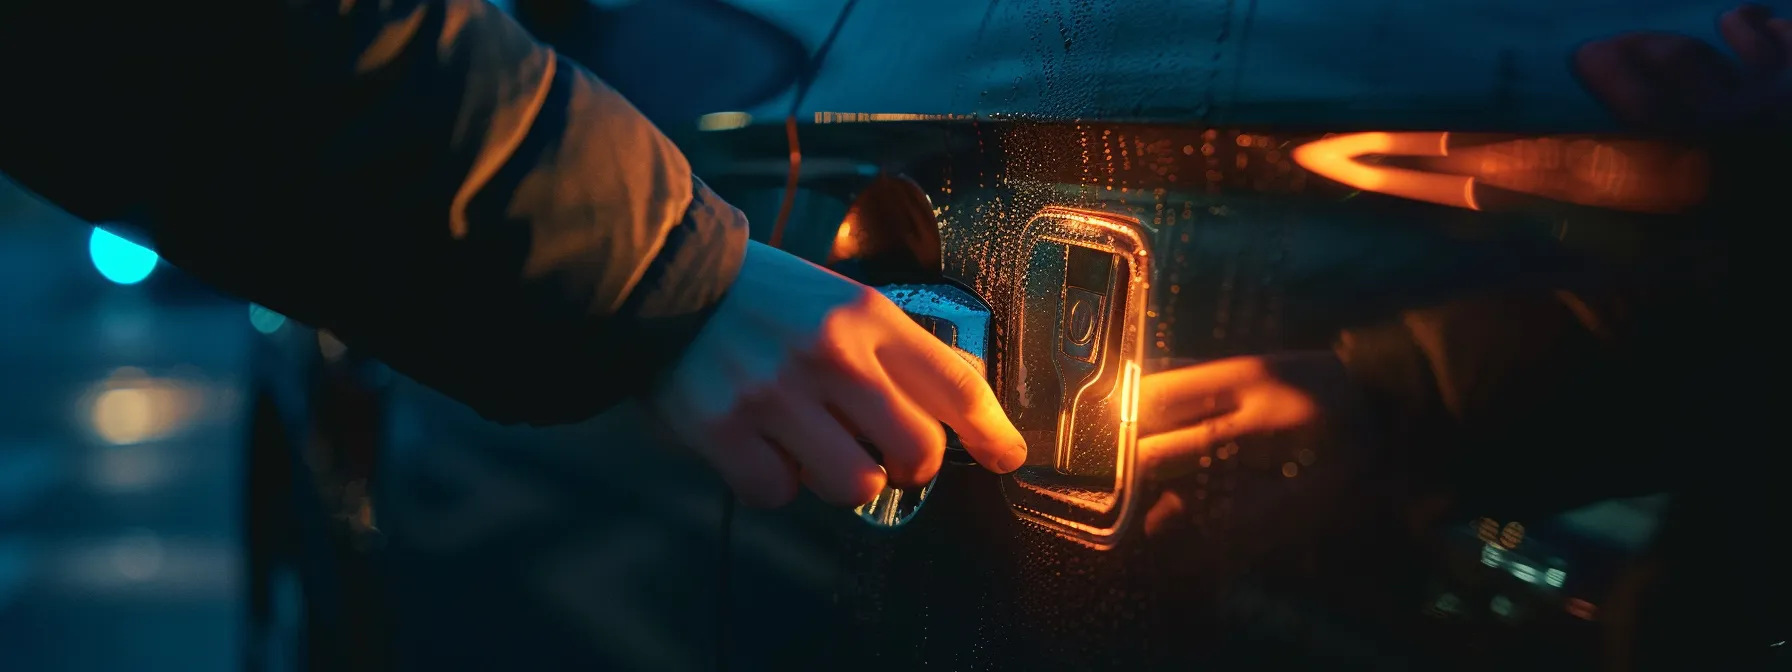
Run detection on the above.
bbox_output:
[1291,132,1480,210]
[1292,132,1708,214]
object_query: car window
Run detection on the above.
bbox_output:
[732,0,1740,130]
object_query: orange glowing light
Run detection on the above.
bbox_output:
[1566,598,1599,621]
[1499,521,1527,550]
[828,213,860,263]
[1002,207,1150,550]
[1294,132,1708,214]
[88,372,196,445]
[1291,132,1480,211]
[1120,360,1141,424]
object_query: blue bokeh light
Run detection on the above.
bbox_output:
[88,227,159,285]
[248,304,288,335]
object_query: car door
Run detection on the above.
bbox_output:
[692,114,1730,670]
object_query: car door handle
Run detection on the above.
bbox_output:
[853,280,993,528]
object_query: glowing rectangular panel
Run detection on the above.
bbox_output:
[999,207,1150,550]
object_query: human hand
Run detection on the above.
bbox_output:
[1136,351,1357,474]
[651,240,1027,508]
[1574,3,1792,131]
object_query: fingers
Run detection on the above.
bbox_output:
[1143,490,1187,538]
[1576,6,1792,133]
[1773,17,1792,67]
[1138,410,1248,471]
[1721,4,1785,73]
[750,385,887,507]
[1641,35,1743,107]
[1575,35,1672,127]
[1721,6,1792,127]
[877,306,1027,473]
[1138,373,1232,438]
[820,365,945,488]
[699,428,801,508]
[1137,357,1264,436]
[1146,356,1203,372]
[1574,33,1741,129]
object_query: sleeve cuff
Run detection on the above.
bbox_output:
[609,176,751,392]
[449,176,747,428]
[616,176,749,322]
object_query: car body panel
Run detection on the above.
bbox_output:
[729,0,1740,131]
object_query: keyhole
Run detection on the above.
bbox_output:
[1067,296,1097,345]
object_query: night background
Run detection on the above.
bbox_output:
[0,0,1763,670]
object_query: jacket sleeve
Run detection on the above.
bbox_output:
[0,0,749,425]
[1332,253,1730,521]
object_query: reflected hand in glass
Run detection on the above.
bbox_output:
[650,241,1027,509]
[1136,351,1355,475]
[1574,4,1792,131]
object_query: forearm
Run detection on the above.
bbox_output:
[0,1,747,424]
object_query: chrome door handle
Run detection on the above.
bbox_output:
[853,281,993,528]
